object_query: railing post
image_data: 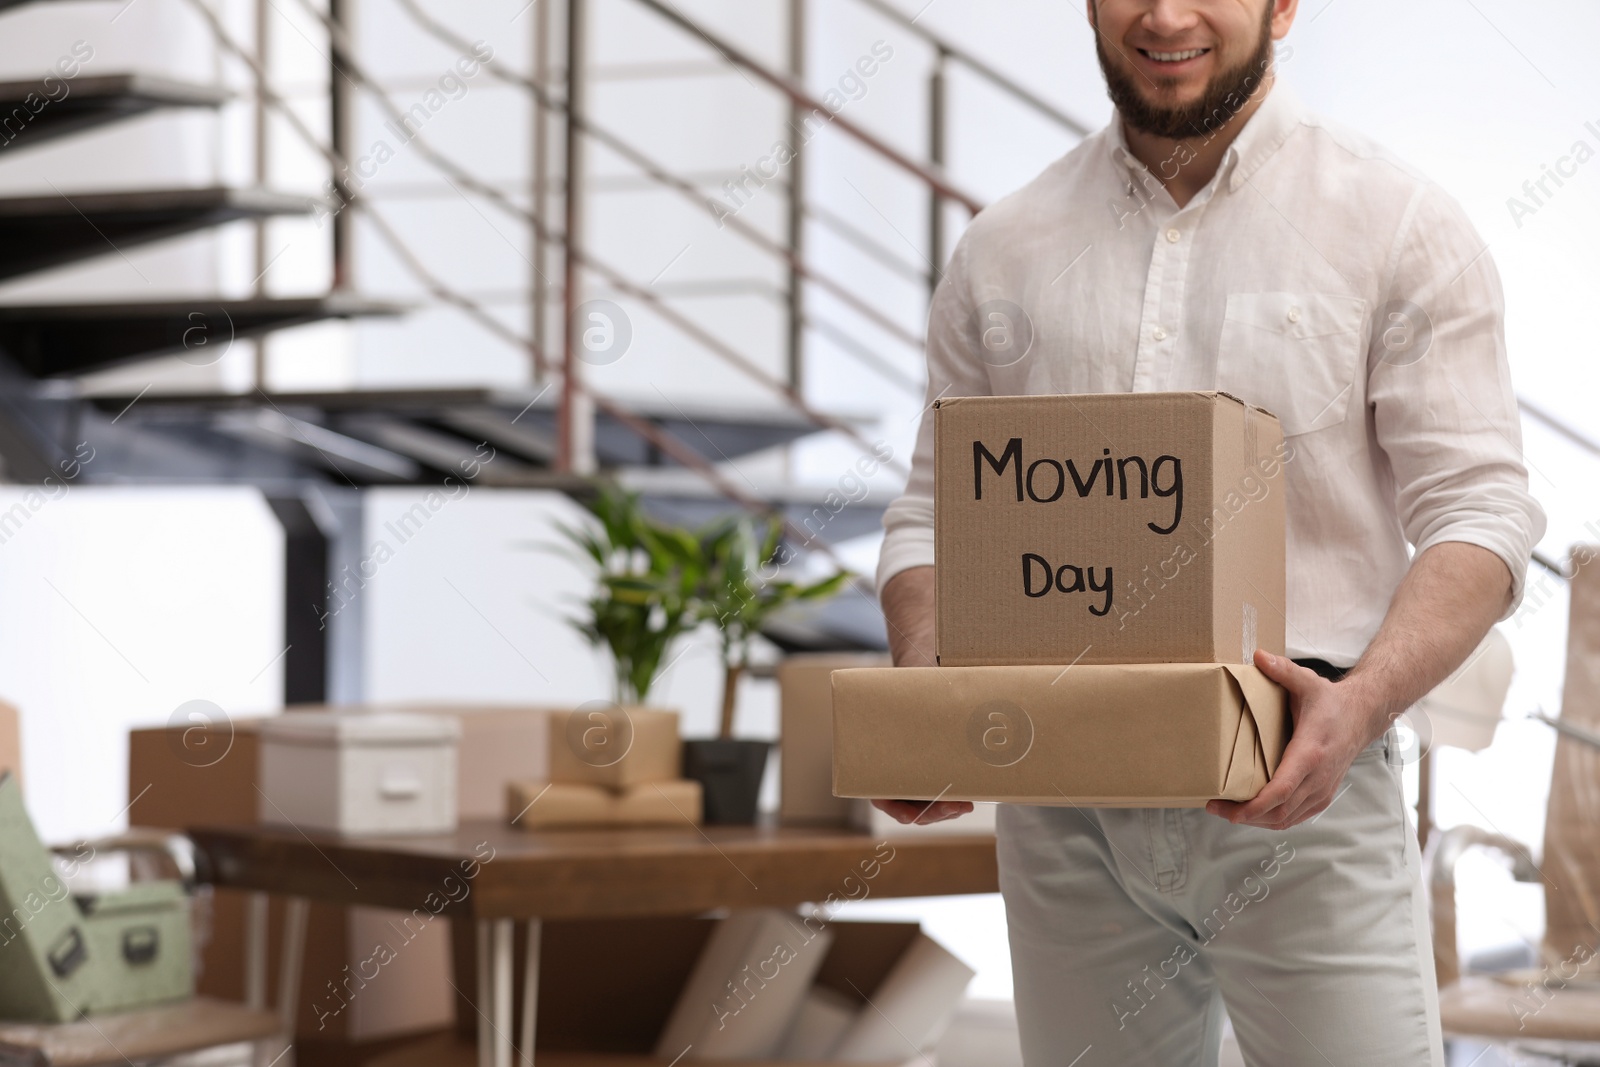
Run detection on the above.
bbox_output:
[329,0,355,291]
[927,45,948,303]
[785,0,807,391]
[254,0,270,388]
[532,0,551,384]
[559,0,597,474]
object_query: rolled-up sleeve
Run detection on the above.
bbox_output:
[876,234,992,595]
[1369,184,1547,619]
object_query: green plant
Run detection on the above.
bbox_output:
[555,483,706,705]
[698,515,850,739]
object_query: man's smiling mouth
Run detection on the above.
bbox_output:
[1140,48,1211,62]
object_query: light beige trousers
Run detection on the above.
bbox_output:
[996,731,1445,1066]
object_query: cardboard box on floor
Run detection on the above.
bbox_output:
[128,704,551,1045]
[833,663,1289,807]
[442,915,945,1064]
[778,653,891,825]
[934,391,1286,666]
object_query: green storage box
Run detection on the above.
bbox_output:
[0,772,192,1021]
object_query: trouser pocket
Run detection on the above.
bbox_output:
[1378,727,1410,869]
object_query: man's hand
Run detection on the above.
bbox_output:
[1206,649,1385,830]
[1209,542,1512,830]
[871,798,975,825]
[869,567,963,821]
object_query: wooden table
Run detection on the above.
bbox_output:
[189,820,998,1067]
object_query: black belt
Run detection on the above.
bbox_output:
[1293,657,1349,683]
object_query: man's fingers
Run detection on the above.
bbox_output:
[870,799,923,823]
[1231,767,1303,822]
[870,799,973,825]
[1252,648,1321,700]
[1209,742,1313,823]
[914,800,974,824]
[1282,794,1332,827]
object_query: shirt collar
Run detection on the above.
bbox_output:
[1106,79,1307,194]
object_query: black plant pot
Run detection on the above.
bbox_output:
[682,739,771,825]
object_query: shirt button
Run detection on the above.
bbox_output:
[1166,229,1181,243]
[1152,327,1168,341]
[1287,306,1301,323]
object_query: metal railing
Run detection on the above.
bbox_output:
[564,0,1096,470]
[201,0,1094,524]
[182,0,797,528]
[847,0,1091,138]
[385,0,1091,478]
[842,0,1089,297]
[207,0,1598,595]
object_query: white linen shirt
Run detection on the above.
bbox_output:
[877,82,1546,666]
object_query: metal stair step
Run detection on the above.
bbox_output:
[79,386,865,467]
[0,186,311,283]
[0,73,227,154]
[0,294,403,376]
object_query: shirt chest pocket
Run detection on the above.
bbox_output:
[1215,292,1368,436]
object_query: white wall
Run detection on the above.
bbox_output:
[0,487,283,843]
[357,486,778,742]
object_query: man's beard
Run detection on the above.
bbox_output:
[1095,5,1275,141]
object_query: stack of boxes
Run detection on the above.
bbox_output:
[834,392,1294,807]
[129,705,557,1047]
[506,707,704,828]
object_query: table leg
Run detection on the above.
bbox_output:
[519,920,540,1067]
[244,892,269,1009]
[275,897,309,1067]
[493,918,514,1067]
[476,921,492,1067]
[245,893,269,1067]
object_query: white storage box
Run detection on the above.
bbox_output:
[258,712,461,835]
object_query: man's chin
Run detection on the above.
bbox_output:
[1131,83,1206,114]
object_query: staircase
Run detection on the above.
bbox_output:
[0,72,224,152]
[0,0,1092,692]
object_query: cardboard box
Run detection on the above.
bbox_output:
[129,716,453,1043]
[547,707,681,789]
[506,779,702,829]
[832,664,1288,806]
[779,654,891,825]
[654,908,835,1058]
[443,914,951,1064]
[934,391,1286,666]
[0,700,18,787]
[365,1040,933,1066]
[420,706,550,820]
[508,782,611,828]
[612,778,701,826]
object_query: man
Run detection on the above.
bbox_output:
[872,1,1546,1063]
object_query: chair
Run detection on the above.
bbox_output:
[0,771,279,1067]
[1431,551,1600,1064]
